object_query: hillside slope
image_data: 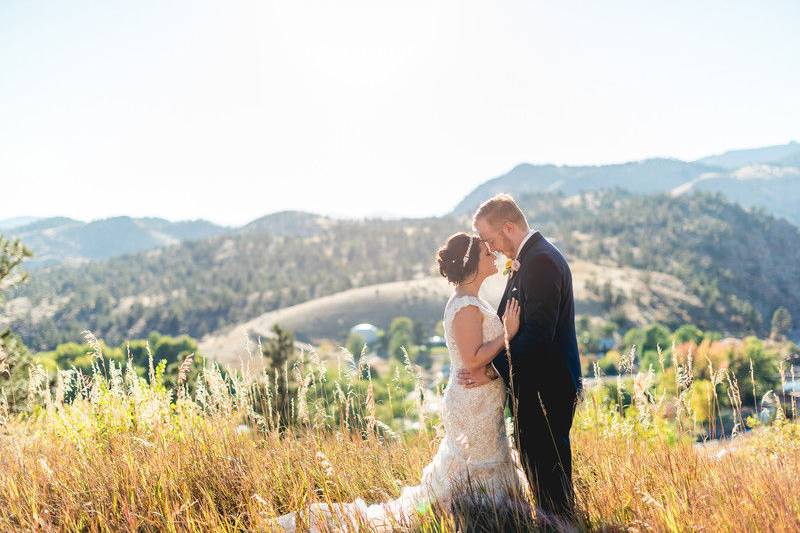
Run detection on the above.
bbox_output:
[200,261,701,363]
[525,191,800,335]
[670,165,800,224]
[5,192,798,351]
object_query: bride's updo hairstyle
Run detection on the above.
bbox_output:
[437,232,480,285]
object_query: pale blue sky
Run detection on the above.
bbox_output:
[2,1,798,225]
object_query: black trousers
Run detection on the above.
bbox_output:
[511,386,577,521]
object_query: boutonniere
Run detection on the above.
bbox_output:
[502,258,521,276]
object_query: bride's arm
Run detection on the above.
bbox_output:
[452,304,515,371]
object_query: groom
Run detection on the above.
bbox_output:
[457,193,582,522]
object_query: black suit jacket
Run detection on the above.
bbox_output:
[491,232,582,401]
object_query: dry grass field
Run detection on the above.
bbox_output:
[2,335,799,532]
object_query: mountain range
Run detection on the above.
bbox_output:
[2,141,799,352]
[0,216,41,230]
[2,216,227,268]
[453,141,800,224]
[4,142,799,271]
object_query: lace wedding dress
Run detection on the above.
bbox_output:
[276,294,526,532]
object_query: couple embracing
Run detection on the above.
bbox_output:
[278,194,583,531]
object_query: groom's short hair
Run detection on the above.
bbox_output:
[473,194,528,230]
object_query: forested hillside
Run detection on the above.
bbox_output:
[5,217,461,350]
[518,191,800,334]
[4,192,799,351]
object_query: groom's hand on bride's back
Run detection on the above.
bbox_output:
[456,366,497,388]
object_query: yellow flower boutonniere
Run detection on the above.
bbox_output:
[503,258,520,276]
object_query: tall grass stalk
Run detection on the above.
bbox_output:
[0,334,798,531]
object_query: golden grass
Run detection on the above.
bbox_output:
[1,342,799,532]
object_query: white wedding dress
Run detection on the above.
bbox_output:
[276,294,526,532]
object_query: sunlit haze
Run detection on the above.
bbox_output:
[2,0,798,225]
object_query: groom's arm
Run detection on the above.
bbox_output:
[500,254,562,382]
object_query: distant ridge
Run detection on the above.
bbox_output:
[695,141,800,169]
[0,216,41,230]
[452,142,800,225]
[7,142,797,270]
[452,158,720,214]
[239,210,332,237]
[6,216,228,268]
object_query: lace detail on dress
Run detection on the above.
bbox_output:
[439,294,511,467]
[276,294,526,532]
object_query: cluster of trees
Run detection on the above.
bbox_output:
[32,332,204,392]
[518,190,800,337]
[583,321,798,423]
[259,318,797,434]
[0,236,33,411]
[579,313,795,381]
[260,324,296,372]
[583,277,627,313]
[771,307,794,341]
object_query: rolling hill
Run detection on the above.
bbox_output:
[200,261,701,363]
[239,210,334,237]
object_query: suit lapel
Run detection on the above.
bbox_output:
[497,274,513,317]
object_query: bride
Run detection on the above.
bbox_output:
[276,232,528,531]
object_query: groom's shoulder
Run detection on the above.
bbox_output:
[526,238,569,272]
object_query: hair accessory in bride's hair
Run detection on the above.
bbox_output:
[462,236,474,267]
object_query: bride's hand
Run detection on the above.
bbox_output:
[503,298,520,338]
[456,367,493,388]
